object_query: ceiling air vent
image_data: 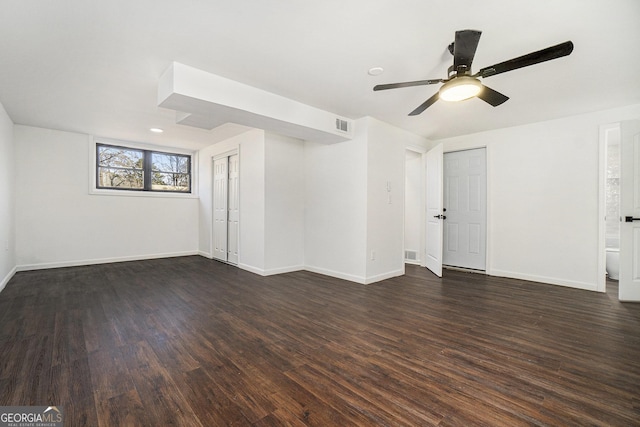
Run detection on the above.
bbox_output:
[335,118,349,132]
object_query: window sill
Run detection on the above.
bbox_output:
[89,188,199,199]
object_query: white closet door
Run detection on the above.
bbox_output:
[213,157,228,262]
[227,154,239,265]
[443,148,487,270]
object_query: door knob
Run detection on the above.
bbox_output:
[434,214,447,220]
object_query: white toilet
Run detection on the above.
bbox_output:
[606,248,619,280]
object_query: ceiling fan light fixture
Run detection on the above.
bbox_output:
[439,76,482,102]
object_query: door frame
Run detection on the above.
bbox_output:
[597,123,617,293]
[211,149,239,262]
[442,147,488,271]
[423,142,492,276]
[404,145,427,268]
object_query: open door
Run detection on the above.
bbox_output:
[619,120,640,301]
[425,144,444,277]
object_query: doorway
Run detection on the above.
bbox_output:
[601,123,621,287]
[424,144,488,277]
[443,148,487,271]
[213,153,239,264]
[404,149,423,265]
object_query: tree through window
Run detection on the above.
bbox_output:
[151,152,190,191]
[97,143,191,193]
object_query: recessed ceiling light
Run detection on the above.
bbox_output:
[149,128,164,133]
[368,67,384,76]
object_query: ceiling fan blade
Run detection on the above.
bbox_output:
[454,29,482,72]
[477,85,509,106]
[373,79,443,91]
[408,93,440,116]
[477,41,574,78]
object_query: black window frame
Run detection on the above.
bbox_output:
[96,143,192,193]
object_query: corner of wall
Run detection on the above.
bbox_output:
[0,266,17,294]
[0,99,16,293]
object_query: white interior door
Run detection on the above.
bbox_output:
[213,157,228,262]
[425,144,444,277]
[443,148,487,270]
[619,120,640,301]
[227,154,239,265]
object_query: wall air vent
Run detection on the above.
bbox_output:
[335,118,349,132]
[404,250,417,261]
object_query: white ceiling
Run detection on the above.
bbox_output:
[1,0,639,150]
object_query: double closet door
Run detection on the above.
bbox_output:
[213,154,239,264]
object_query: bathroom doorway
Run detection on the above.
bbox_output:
[604,125,621,283]
[600,123,621,292]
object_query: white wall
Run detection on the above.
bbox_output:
[365,117,429,282]
[304,119,368,282]
[0,100,15,291]
[437,103,640,291]
[264,132,305,273]
[15,125,199,269]
[303,117,429,284]
[239,133,267,273]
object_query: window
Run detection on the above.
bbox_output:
[96,143,191,193]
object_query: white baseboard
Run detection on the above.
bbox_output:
[198,250,213,259]
[490,269,599,292]
[8,256,595,294]
[236,263,304,276]
[264,265,305,276]
[295,266,405,285]
[0,265,17,294]
[16,250,200,272]
[238,264,404,285]
[363,269,404,284]
[237,263,264,276]
[303,265,367,284]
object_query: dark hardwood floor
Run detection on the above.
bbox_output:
[0,257,639,426]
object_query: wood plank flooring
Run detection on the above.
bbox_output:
[1,256,639,426]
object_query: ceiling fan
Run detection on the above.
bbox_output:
[373,30,574,116]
